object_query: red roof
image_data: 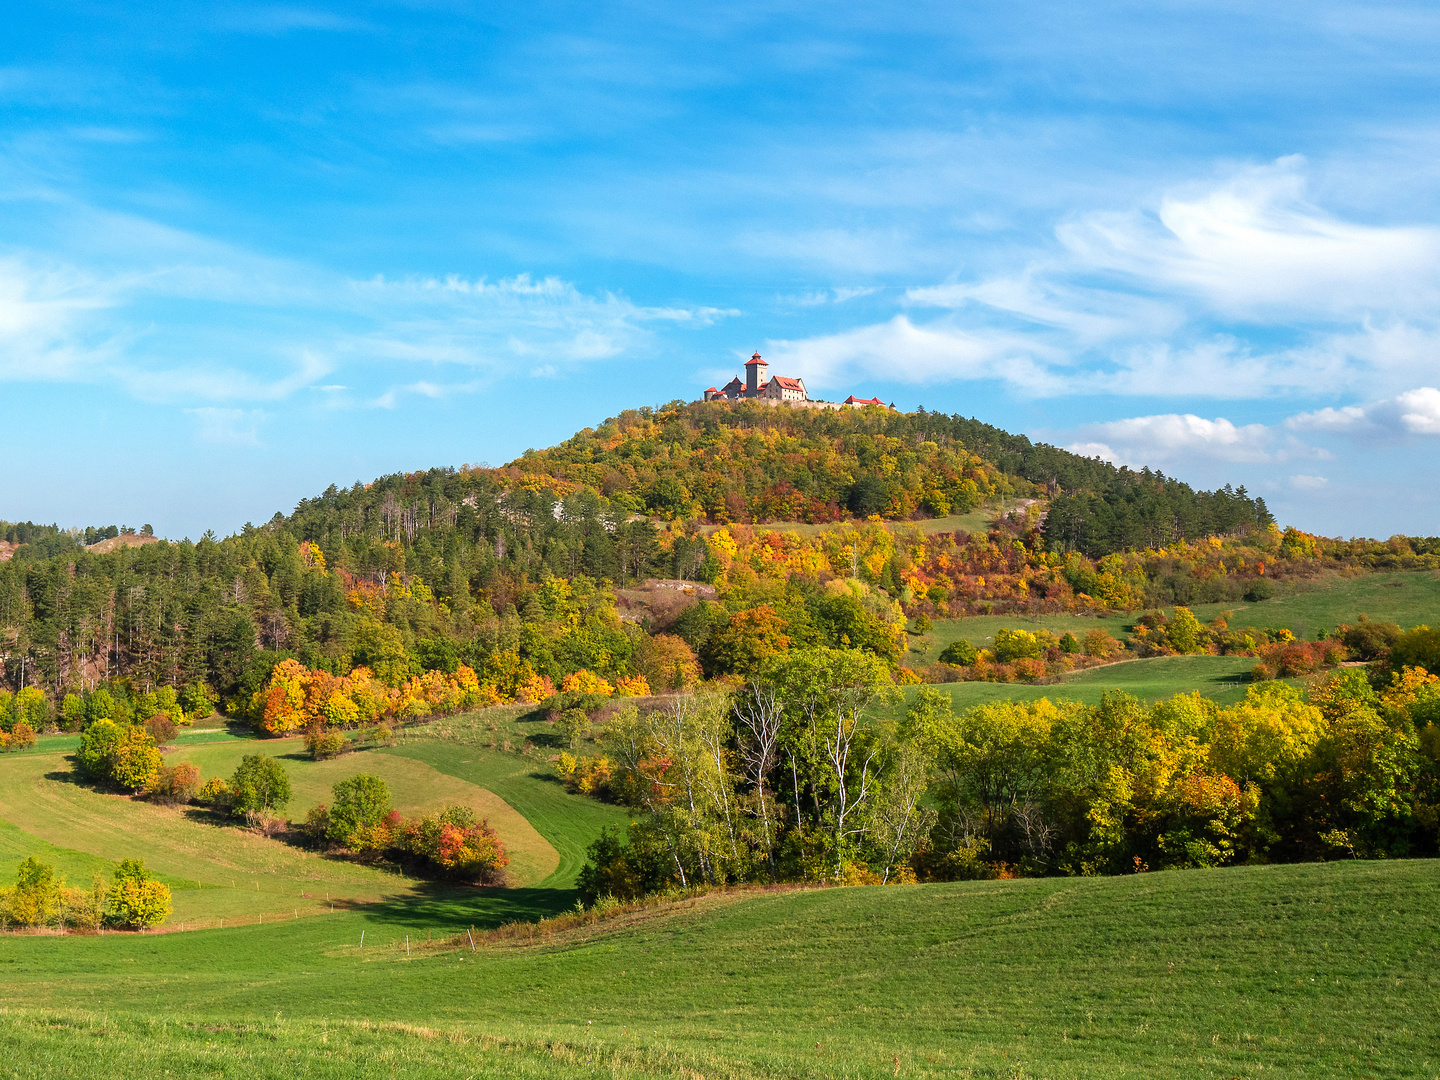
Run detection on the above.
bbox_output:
[845,395,885,405]
[769,376,804,390]
[705,387,718,393]
[745,351,768,366]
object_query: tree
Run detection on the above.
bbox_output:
[557,708,589,749]
[229,755,291,816]
[326,774,392,849]
[1,857,62,927]
[763,647,897,877]
[107,859,171,928]
[1393,625,1440,676]
[938,639,978,666]
[76,719,126,782]
[350,617,410,687]
[867,741,935,883]
[734,682,784,881]
[701,605,792,677]
[111,727,162,792]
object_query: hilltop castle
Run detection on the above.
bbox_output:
[703,353,808,403]
[701,352,896,410]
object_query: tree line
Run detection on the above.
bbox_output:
[573,650,1440,902]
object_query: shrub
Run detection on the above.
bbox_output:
[1083,629,1122,658]
[229,755,291,816]
[1011,657,1047,682]
[144,714,178,744]
[937,639,978,666]
[561,669,615,697]
[0,857,62,927]
[1059,632,1080,654]
[1392,625,1440,676]
[106,859,171,929]
[304,724,347,760]
[4,722,35,752]
[557,708,589,749]
[400,806,508,883]
[993,629,1042,663]
[1243,578,1276,602]
[613,674,650,697]
[197,777,230,804]
[147,762,201,805]
[1341,617,1402,661]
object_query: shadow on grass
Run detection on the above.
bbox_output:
[330,880,578,930]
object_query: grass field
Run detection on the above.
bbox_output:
[2,655,1439,1076]
[0,859,1435,1078]
[0,724,625,930]
[910,570,1440,665]
[900,655,1264,714]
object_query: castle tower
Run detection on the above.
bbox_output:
[745,351,768,396]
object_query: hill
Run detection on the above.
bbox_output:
[2,399,1438,737]
[0,858,1434,1077]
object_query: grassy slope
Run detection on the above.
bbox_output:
[913,570,1440,660]
[0,723,615,928]
[901,656,1262,713]
[0,860,1436,1078]
[899,570,1440,710]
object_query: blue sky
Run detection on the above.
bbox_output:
[3,1,1440,539]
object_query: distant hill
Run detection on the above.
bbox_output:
[292,400,1274,554]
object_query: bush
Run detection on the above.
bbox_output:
[993,629,1043,663]
[400,806,508,883]
[557,708,589,749]
[937,639,978,666]
[197,777,230,805]
[1243,578,1276,602]
[147,762,201,805]
[1341,617,1402,660]
[0,857,62,927]
[144,714,178,744]
[1059,632,1080,654]
[0,858,107,930]
[1083,629,1122,659]
[304,725,347,760]
[106,859,171,929]
[2,722,36,752]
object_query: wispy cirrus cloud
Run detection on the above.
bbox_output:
[0,194,735,412]
[768,158,1440,402]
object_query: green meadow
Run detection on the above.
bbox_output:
[2,599,1439,1078]
[0,859,1435,1078]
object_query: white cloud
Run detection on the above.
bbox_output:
[1287,386,1440,438]
[0,193,731,407]
[1066,413,1278,467]
[1290,474,1330,490]
[774,158,1440,400]
[1397,387,1440,434]
[1057,156,1440,320]
[763,314,1068,392]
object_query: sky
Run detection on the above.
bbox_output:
[3,1,1440,540]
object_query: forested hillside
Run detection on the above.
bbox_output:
[0,400,1430,731]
